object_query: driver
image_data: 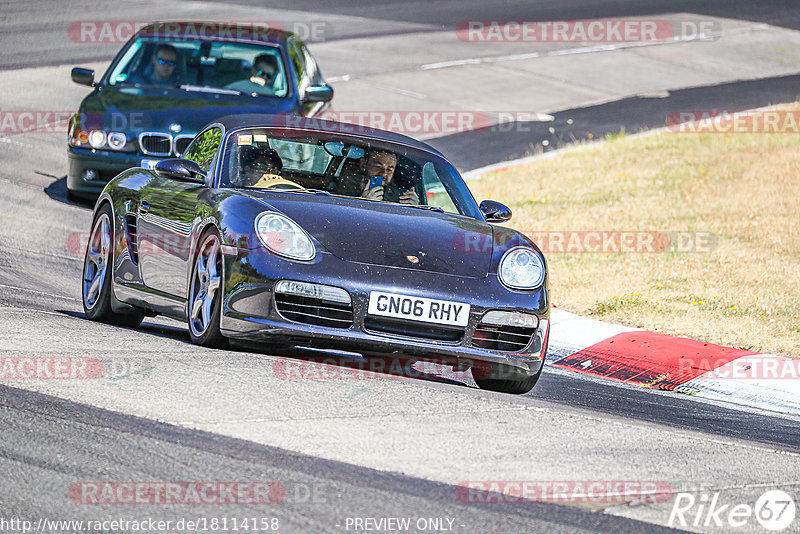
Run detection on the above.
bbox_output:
[133,44,181,86]
[234,146,283,187]
[360,150,419,205]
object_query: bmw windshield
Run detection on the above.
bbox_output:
[106,38,289,97]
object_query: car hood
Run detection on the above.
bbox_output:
[253,193,493,278]
[80,86,295,134]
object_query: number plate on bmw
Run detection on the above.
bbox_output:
[367,291,470,327]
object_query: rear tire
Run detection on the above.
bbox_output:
[82,204,145,327]
[473,361,543,395]
[187,229,227,348]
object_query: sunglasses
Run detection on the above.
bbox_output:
[157,57,176,67]
[256,69,276,80]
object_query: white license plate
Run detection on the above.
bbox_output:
[367,291,470,327]
[141,159,159,170]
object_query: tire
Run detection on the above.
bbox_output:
[82,204,145,327]
[187,229,227,348]
[473,361,543,395]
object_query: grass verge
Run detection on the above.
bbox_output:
[467,114,800,356]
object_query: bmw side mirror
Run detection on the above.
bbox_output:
[154,158,206,183]
[71,67,96,87]
[480,200,512,223]
[304,85,334,103]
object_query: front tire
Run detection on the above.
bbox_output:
[82,204,144,327]
[188,229,227,348]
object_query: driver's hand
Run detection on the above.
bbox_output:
[361,182,384,201]
[399,189,419,205]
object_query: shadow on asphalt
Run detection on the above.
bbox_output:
[54,309,474,389]
[43,175,94,209]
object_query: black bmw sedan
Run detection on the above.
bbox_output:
[67,22,333,199]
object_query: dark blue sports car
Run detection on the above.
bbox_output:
[81,115,549,394]
[67,22,333,199]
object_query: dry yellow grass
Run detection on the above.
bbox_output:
[468,123,800,356]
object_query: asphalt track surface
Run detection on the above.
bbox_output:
[1,1,800,533]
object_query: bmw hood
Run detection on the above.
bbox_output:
[79,86,295,134]
[257,194,493,278]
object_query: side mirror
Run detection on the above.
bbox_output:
[480,200,512,223]
[304,85,334,103]
[71,67,95,86]
[154,159,206,183]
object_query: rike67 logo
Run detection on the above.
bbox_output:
[669,489,796,531]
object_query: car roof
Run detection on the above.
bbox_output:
[134,21,291,45]
[214,114,447,158]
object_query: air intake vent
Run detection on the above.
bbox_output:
[123,214,138,265]
[274,293,353,329]
[472,324,535,352]
[364,317,464,343]
[139,133,171,156]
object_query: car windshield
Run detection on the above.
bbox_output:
[106,38,289,97]
[221,129,482,219]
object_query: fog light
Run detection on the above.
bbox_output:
[82,169,98,181]
[481,310,539,328]
[274,280,351,305]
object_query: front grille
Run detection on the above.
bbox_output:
[139,133,171,156]
[174,136,193,157]
[274,293,353,329]
[472,323,536,352]
[123,215,138,264]
[364,317,464,343]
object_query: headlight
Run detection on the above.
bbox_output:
[107,132,126,150]
[498,247,545,289]
[88,130,106,149]
[255,212,316,261]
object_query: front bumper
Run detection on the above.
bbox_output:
[67,147,153,196]
[220,249,549,376]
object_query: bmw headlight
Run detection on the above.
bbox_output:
[88,130,107,149]
[499,247,545,289]
[107,132,127,149]
[255,212,316,261]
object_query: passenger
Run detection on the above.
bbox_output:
[360,150,419,205]
[135,44,180,86]
[235,146,283,187]
[226,54,280,94]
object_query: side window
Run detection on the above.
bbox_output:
[184,127,222,173]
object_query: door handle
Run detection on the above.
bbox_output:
[139,199,150,214]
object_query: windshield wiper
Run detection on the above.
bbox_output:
[178,84,242,95]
